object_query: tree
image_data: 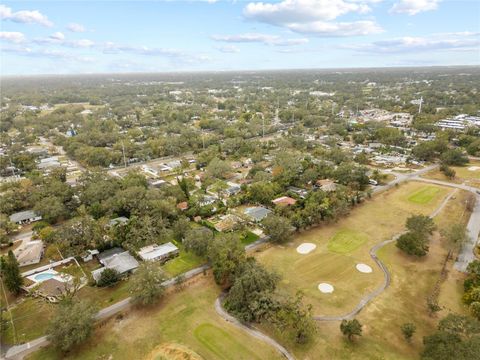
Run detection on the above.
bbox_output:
[225,259,279,322]
[207,234,245,288]
[401,322,416,342]
[183,227,214,258]
[271,292,316,344]
[340,319,362,341]
[206,157,231,179]
[422,314,480,360]
[440,149,469,166]
[406,215,436,237]
[440,164,456,179]
[1,251,23,294]
[129,262,166,305]
[262,214,293,244]
[397,232,429,257]
[47,300,97,352]
[97,268,119,287]
[442,223,467,252]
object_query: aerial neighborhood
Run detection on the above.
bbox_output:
[1,67,480,360]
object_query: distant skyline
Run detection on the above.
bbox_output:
[1,0,479,75]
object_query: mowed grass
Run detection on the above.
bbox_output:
[407,185,441,204]
[255,181,451,316]
[28,275,283,360]
[162,244,204,278]
[266,185,471,360]
[328,229,369,253]
[194,323,263,360]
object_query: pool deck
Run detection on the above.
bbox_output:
[20,257,75,277]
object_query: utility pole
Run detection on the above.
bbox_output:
[121,140,127,168]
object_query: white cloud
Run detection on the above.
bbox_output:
[0,5,53,27]
[2,46,93,62]
[215,45,240,53]
[0,31,26,44]
[67,23,86,32]
[343,32,480,53]
[287,20,382,36]
[50,32,65,41]
[211,33,309,46]
[243,0,382,36]
[390,0,440,15]
[68,39,95,48]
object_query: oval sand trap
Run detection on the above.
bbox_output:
[318,283,334,293]
[356,263,373,273]
[468,166,480,171]
[296,243,317,254]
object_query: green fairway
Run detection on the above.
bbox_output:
[328,229,369,253]
[407,186,440,204]
[194,323,262,360]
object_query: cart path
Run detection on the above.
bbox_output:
[314,184,458,321]
[214,296,295,360]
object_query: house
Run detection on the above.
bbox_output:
[149,179,168,188]
[108,216,129,227]
[14,240,44,267]
[34,278,68,302]
[92,249,139,282]
[224,183,241,197]
[272,196,297,206]
[288,186,308,199]
[81,249,100,262]
[198,195,217,207]
[244,206,272,222]
[315,179,337,192]
[138,242,179,263]
[214,214,242,232]
[9,210,42,225]
[177,201,188,211]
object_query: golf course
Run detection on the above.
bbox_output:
[255,181,452,316]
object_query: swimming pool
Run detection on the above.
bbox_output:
[33,272,57,282]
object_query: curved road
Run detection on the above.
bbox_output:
[214,296,295,360]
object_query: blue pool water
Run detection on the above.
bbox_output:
[34,272,56,281]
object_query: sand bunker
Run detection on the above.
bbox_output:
[356,263,373,273]
[468,166,480,171]
[296,243,317,254]
[318,283,334,293]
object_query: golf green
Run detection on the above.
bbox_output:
[407,186,440,204]
[328,229,369,254]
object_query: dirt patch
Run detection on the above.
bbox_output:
[145,343,203,360]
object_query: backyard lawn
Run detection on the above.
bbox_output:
[28,275,283,360]
[162,244,204,278]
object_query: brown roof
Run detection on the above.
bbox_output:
[272,196,297,206]
[36,279,67,297]
[177,202,188,211]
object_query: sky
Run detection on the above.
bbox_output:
[0,0,479,75]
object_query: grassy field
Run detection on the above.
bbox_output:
[328,229,369,253]
[263,187,471,360]
[407,185,441,204]
[28,275,283,360]
[423,160,480,188]
[255,181,451,316]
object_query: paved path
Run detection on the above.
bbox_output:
[214,296,295,360]
[413,177,480,272]
[314,180,459,321]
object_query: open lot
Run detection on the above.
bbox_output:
[27,275,283,360]
[423,160,480,188]
[255,181,452,316]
